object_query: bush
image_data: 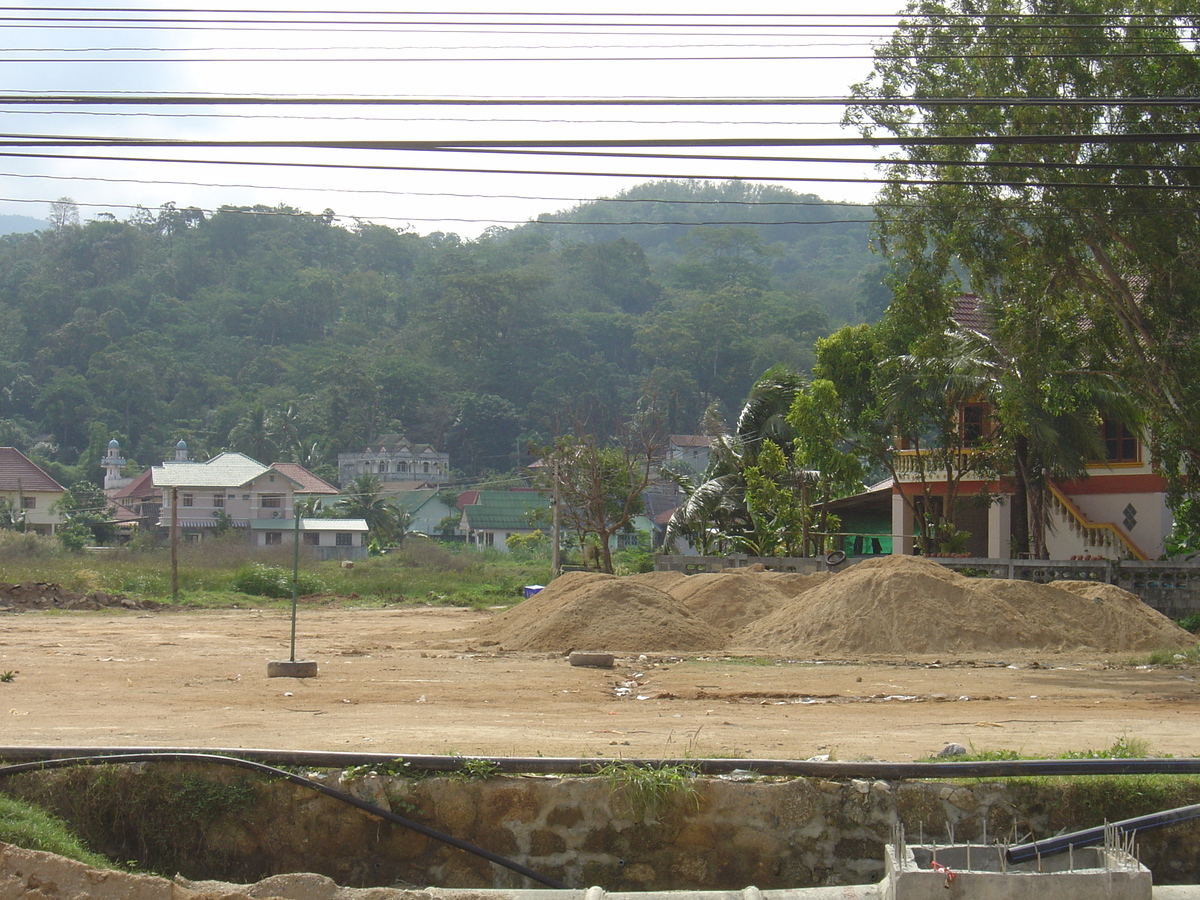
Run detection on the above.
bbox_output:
[231,563,326,598]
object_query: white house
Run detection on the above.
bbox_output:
[151,444,368,557]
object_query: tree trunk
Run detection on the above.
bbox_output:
[1011,435,1031,558]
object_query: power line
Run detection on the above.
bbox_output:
[5,93,1200,107]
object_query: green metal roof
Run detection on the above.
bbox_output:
[462,492,547,531]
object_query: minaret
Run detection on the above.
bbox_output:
[102,438,131,491]
[174,439,190,462]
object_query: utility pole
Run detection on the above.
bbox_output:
[170,486,178,601]
[550,458,561,580]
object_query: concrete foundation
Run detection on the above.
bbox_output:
[884,844,1151,900]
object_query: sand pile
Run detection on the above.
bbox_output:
[476,571,724,653]
[474,557,1192,657]
[665,566,798,635]
[734,556,1192,656]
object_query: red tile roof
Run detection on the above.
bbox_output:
[112,467,157,500]
[270,462,340,495]
[0,448,64,492]
[951,293,991,333]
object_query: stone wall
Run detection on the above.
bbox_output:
[6,767,1200,891]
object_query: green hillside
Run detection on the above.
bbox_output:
[0,182,885,487]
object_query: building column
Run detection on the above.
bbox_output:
[892,492,914,556]
[988,497,1012,559]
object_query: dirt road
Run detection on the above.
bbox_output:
[2,606,1198,761]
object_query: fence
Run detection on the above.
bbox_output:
[654,554,1200,618]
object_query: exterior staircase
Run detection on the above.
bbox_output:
[1046,481,1148,561]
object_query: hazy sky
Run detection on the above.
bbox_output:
[1,2,909,237]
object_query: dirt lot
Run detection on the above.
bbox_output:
[2,604,1199,761]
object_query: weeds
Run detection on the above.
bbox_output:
[0,795,113,868]
[452,758,502,780]
[0,671,15,683]
[595,761,699,821]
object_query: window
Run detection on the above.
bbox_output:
[1102,420,1139,463]
[21,496,35,509]
[260,494,283,508]
[379,462,389,474]
[335,532,352,546]
[399,462,407,473]
[960,403,990,446]
[303,533,321,546]
[264,532,282,545]
[423,462,430,473]
[181,493,194,507]
[213,495,224,508]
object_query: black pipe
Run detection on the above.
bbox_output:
[0,752,569,890]
[1007,802,1200,864]
[4,746,1200,779]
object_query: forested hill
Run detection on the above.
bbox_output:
[0,181,886,487]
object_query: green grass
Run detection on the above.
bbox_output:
[594,761,700,820]
[0,533,550,610]
[1125,644,1200,667]
[933,734,1158,763]
[0,795,113,868]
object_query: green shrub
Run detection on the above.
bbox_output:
[0,795,113,868]
[231,563,325,599]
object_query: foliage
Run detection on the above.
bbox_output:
[52,481,117,546]
[334,473,411,547]
[594,761,699,821]
[534,415,662,574]
[0,795,113,868]
[0,182,878,487]
[504,529,548,560]
[665,367,806,554]
[231,563,326,599]
[452,758,502,780]
[846,0,1200,547]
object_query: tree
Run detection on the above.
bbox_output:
[664,367,807,554]
[535,415,662,574]
[52,482,116,545]
[847,0,1200,544]
[335,473,410,547]
[48,197,80,233]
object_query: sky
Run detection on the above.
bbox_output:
[0,2,910,238]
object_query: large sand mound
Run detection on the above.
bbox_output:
[474,571,724,653]
[472,558,1192,657]
[734,555,1192,655]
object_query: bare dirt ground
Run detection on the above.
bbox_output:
[2,604,1199,761]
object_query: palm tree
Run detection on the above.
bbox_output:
[335,473,409,547]
[947,296,1139,558]
[664,366,806,554]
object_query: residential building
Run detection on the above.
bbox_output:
[337,435,450,488]
[457,490,548,551]
[149,444,368,557]
[394,488,458,537]
[0,447,66,535]
[663,434,715,477]
[889,294,1171,561]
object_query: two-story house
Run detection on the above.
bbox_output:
[337,435,450,488]
[890,295,1170,561]
[0,447,66,535]
[150,445,368,558]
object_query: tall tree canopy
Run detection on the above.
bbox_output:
[847,1,1200,541]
